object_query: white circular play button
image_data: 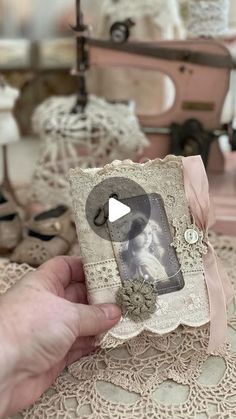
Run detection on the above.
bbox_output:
[85,177,151,242]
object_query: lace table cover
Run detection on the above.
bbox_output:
[0,232,235,419]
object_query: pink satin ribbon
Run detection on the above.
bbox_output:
[182,156,235,353]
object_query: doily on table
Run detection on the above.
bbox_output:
[0,232,235,418]
[0,262,33,294]
[29,95,148,208]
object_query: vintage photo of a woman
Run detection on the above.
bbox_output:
[114,194,185,295]
[126,214,167,283]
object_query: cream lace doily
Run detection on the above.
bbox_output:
[0,231,235,418]
[29,95,148,207]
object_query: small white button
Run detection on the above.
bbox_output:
[184,228,199,244]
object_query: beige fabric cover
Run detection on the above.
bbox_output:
[69,156,210,348]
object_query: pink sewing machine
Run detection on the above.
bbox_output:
[89,39,233,171]
[73,0,235,172]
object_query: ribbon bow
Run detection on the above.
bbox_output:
[182,156,235,353]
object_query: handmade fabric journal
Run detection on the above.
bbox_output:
[69,156,234,351]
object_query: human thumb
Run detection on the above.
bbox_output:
[73,303,121,337]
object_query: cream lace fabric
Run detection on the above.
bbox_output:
[29,95,148,207]
[188,0,230,37]
[0,232,234,418]
[69,157,210,347]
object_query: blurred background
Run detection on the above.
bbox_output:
[0,0,235,39]
[0,0,90,39]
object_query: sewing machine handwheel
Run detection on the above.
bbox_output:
[110,21,131,43]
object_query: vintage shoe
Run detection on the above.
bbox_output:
[0,189,22,253]
[11,205,76,267]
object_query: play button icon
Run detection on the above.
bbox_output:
[108,197,131,223]
[85,176,151,242]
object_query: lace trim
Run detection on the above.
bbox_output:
[82,260,209,342]
[172,215,207,274]
[101,270,210,346]
[84,259,121,291]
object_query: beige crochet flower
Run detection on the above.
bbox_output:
[116,280,157,322]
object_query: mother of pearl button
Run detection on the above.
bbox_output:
[184,228,199,244]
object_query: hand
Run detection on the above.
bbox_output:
[0,256,121,418]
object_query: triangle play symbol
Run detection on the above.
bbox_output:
[108,198,131,223]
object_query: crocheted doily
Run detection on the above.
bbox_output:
[1,231,235,418]
[29,95,148,207]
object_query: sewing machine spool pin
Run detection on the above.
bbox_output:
[71,0,89,113]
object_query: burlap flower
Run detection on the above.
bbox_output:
[116,280,157,322]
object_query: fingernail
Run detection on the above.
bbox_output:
[100,304,121,320]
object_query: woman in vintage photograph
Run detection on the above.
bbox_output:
[127,215,167,282]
